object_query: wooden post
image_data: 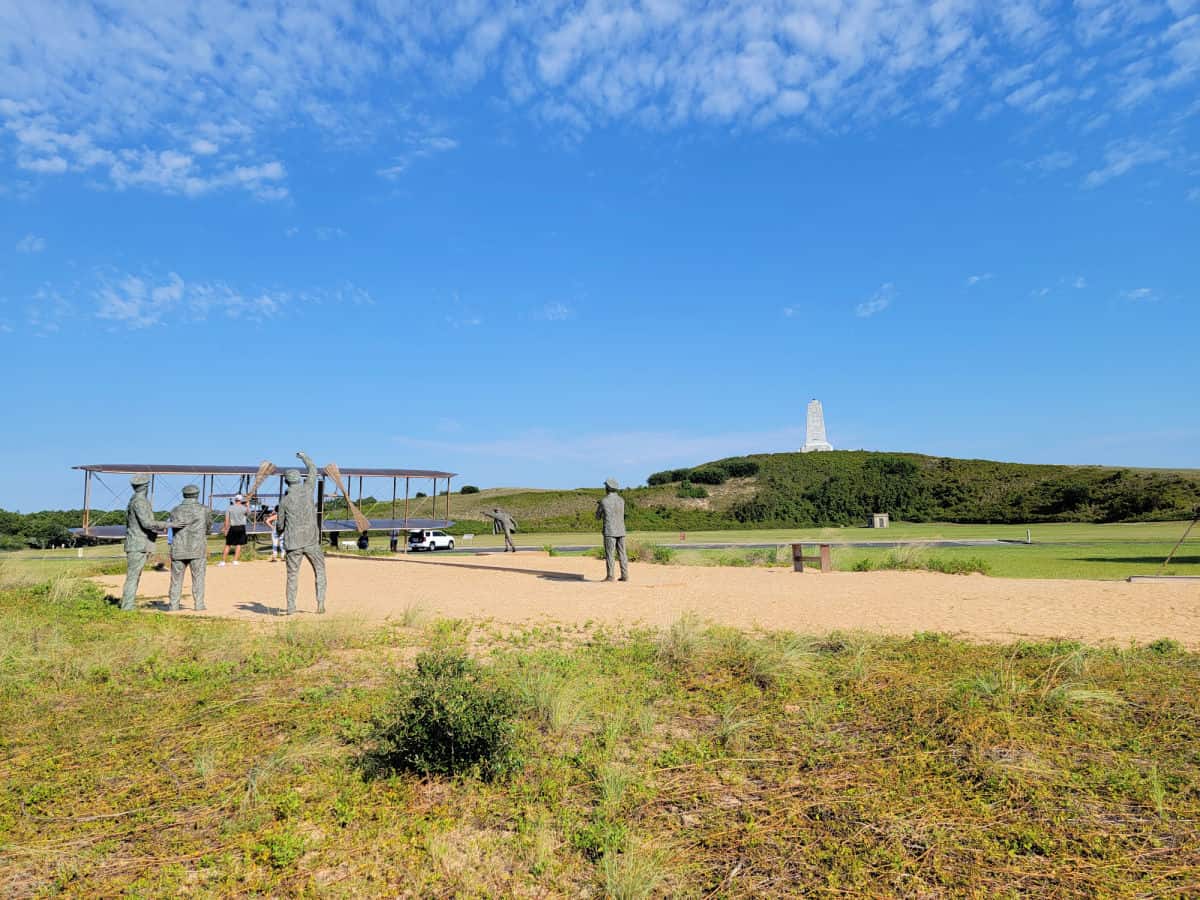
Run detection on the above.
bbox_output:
[819,544,832,573]
[792,543,804,572]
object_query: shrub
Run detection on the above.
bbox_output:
[721,459,760,478]
[414,491,427,499]
[675,481,708,499]
[687,467,727,486]
[647,468,690,486]
[362,649,521,781]
[460,485,480,494]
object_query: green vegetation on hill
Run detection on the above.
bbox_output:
[4,452,1196,545]
[424,452,1200,533]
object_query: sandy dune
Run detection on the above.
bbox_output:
[96,552,1200,647]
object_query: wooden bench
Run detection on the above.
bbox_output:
[791,543,832,573]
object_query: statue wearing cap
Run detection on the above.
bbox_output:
[276,451,326,614]
[595,478,628,582]
[120,473,166,611]
[164,483,214,611]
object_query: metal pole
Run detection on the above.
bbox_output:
[446,477,451,523]
[317,477,326,543]
[391,477,397,520]
[403,477,410,553]
[149,474,155,511]
[1161,512,1200,573]
[82,471,92,531]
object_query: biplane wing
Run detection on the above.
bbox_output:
[69,462,459,541]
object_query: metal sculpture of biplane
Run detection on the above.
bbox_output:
[70,461,457,543]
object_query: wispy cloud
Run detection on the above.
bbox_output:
[16,233,46,253]
[1083,139,1173,188]
[1071,275,1087,289]
[536,302,573,321]
[377,134,459,180]
[1025,150,1076,173]
[315,226,347,241]
[1188,188,1200,203]
[15,268,374,331]
[965,272,994,287]
[855,283,895,318]
[1,3,1196,198]
[1121,287,1157,302]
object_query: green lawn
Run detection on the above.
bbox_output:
[1,580,1196,896]
[6,520,1195,582]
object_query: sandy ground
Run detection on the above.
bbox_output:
[96,552,1200,647]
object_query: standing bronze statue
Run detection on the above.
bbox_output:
[482,508,518,552]
[277,451,327,615]
[121,474,165,611]
[166,484,213,611]
[595,478,628,582]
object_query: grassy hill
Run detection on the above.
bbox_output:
[359,451,1200,533]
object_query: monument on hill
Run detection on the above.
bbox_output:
[801,398,834,452]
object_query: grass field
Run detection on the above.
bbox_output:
[5,519,1196,582]
[1,578,1197,896]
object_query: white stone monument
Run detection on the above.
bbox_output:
[801,398,834,452]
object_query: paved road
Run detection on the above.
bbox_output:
[444,538,1018,554]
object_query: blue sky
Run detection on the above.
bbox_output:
[1,1,1197,511]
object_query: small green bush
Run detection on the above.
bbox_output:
[651,545,676,564]
[460,485,480,494]
[362,649,522,781]
[687,466,727,485]
[1145,637,1183,655]
[851,553,989,575]
[675,481,708,499]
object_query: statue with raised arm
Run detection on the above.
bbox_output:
[121,473,165,611]
[481,507,518,552]
[165,484,213,611]
[595,478,628,582]
[276,450,327,615]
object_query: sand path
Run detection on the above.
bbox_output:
[96,553,1200,647]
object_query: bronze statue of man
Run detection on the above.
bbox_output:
[595,478,628,582]
[165,483,213,611]
[276,451,327,614]
[482,507,518,552]
[121,473,165,611]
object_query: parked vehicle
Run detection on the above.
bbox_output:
[408,529,454,551]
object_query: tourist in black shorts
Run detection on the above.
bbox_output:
[221,494,249,567]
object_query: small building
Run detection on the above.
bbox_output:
[868,513,890,529]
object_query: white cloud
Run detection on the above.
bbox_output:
[1121,287,1158,302]
[1025,150,1076,173]
[1083,139,1173,188]
[855,283,895,318]
[1072,275,1087,289]
[782,306,796,317]
[315,226,347,240]
[1031,286,1051,297]
[537,302,573,321]
[1,2,1197,198]
[377,133,459,180]
[1188,187,1200,202]
[16,234,46,253]
[965,272,994,286]
[284,226,300,237]
[13,268,373,331]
